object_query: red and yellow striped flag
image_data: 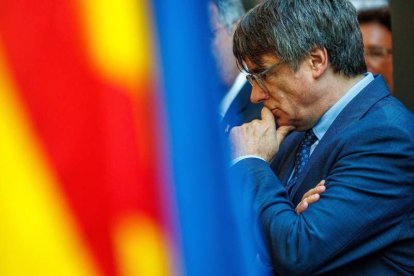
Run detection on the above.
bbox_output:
[0,1,176,275]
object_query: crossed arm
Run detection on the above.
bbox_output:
[229,107,414,274]
[295,180,325,214]
[229,107,326,214]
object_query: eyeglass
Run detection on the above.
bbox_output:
[364,46,392,59]
[246,62,283,93]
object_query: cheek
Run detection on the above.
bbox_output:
[275,97,297,119]
[384,57,393,71]
[370,58,389,76]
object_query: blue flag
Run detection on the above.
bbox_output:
[152,1,270,275]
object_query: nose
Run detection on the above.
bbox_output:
[250,83,269,104]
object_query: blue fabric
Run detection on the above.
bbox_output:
[152,1,267,275]
[221,82,263,130]
[234,76,414,275]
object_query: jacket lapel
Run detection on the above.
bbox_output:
[289,76,391,203]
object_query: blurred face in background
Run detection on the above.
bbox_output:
[360,22,393,93]
[209,2,239,89]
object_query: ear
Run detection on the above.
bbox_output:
[308,47,328,79]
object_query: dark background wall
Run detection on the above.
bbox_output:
[391,0,414,112]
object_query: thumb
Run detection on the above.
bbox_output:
[276,125,295,145]
[261,107,275,127]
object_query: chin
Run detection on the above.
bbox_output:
[277,119,306,132]
[276,119,293,128]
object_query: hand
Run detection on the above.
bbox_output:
[296,180,326,215]
[229,107,294,162]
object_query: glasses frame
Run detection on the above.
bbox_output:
[246,62,283,93]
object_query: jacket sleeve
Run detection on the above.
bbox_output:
[232,122,414,275]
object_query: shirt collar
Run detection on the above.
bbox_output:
[313,72,374,141]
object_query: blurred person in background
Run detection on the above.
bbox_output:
[358,7,394,93]
[209,0,262,132]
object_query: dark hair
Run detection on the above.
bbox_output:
[233,0,366,77]
[358,7,391,32]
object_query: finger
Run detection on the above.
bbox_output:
[228,126,239,140]
[297,193,322,215]
[296,200,308,215]
[261,107,276,127]
[276,125,295,145]
[301,180,326,200]
[305,193,320,204]
[301,185,325,201]
[316,180,326,187]
[301,189,314,200]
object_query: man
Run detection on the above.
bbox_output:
[209,0,262,130]
[358,7,394,93]
[230,0,414,274]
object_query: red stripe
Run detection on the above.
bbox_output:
[0,1,167,275]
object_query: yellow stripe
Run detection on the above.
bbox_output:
[0,42,100,276]
[80,0,154,90]
[113,214,174,276]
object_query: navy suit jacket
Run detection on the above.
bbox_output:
[233,76,414,275]
[221,81,263,128]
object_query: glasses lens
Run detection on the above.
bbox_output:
[246,73,269,92]
[255,77,268,92]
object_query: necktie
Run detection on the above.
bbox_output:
[286,130,317,195]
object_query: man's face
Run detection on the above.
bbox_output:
[360,22,393,92]
[245,55,321,131]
